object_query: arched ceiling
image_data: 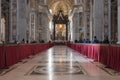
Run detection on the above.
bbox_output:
[47,0,74,15]
[30,0,90,15]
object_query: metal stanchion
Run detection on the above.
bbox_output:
[18,44,22,62]
[2,41,9,69]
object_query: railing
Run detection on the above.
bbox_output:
[67,43,120,72]
[0,43,54,69]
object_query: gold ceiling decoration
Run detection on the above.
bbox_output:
[47,0,74,15]
[30,0,90,14]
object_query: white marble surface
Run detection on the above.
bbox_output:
[17,0,27,42]
[93,0,104,41]
[0,46,120,80]
[118,0,120,43]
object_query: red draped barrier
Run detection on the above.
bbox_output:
[108,46,120,71]
[0,43,53,69]
[5,45,19,66]
[19,44,33,60]
[67,43,120,72]
[87,44,93,58]
[99,45,109,64]
[33,44,45,54]
[92,45,100,61]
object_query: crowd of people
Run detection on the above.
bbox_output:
[74,36,114,44]
[5,39,46,44]
[1,36,117,45]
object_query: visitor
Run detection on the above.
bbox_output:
[92,36,99,43]
[83,39,86,43]
[26,40,29,43]
[103,36,109,44]
[86,39,91,43]
[75,40,78,43]
[21,39,25,44]
[79,38,83,43]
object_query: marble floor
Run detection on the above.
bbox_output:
[0,46,120,80]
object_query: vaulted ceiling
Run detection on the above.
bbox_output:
[47,0,74,15]
[30,0,90,15]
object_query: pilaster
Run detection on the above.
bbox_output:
[9,0,17,42]
[17,0,27,43]
[90,0,93,41]
[118,0,120,43]
[74,13,80,41]
[83,11,87,39]
[93,0,104,41]
[0,0,1,43]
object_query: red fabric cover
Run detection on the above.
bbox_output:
[67,43,120,72]
[0,43,53,68]
[5,45,19,66]
[19,44,32,60]
[108,46,120,71]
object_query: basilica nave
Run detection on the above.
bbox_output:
[0,0,120,80]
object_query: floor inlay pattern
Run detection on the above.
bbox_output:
[90,62,120,76]
[38,61,79,64]
[26,64,85,75]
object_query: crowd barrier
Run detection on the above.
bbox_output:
[0,43,54,69]
[67,43,120,72]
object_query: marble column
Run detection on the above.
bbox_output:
[70,17,74,42]
[30,11,36,42]
[90,0,93,41]
[93,0,104,41]
[108,0,112,41]
[72,13,80,42]
[0,0,1,43]
[111,1,117,41]
[83,11,87,39]
[26,1,30,43]
[36,12,41,42]
[37,11,50,42]
[17,0,27,43]
[68,15,72,41]
[53,22,55,40]
[118,0,120,43]
[48,21,53,41]
[43,13,49,42]
[46,21,50,42]
[44,0,47,5]
[40,13,50,42]
[68,22,70,41]
[74,0,77,5]
[9,0,17,42]
[103,0,111,41]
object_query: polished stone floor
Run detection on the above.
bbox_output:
[0,46,120,80]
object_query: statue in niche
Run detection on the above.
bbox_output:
[1,18,5,41]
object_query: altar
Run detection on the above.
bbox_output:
[52,10,69,42]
